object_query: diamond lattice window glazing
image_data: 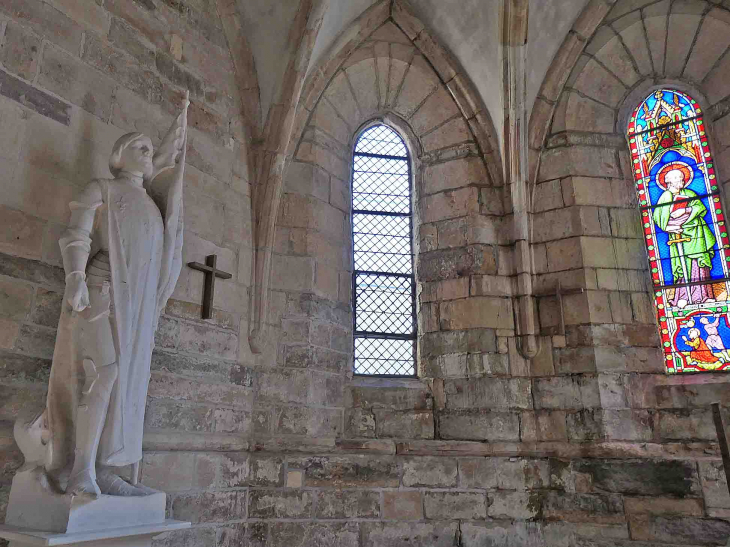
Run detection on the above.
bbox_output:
[352,125,416,376]
[628,89,730,374]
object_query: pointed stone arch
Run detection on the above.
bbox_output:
[248,0,504,353]
[529,0,730,371]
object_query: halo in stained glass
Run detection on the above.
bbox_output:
[628,89,730,374]
[352,124,416,377]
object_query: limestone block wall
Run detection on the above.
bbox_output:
[1,0,730,546]
[0,0,252,540]
[245,5,730,547]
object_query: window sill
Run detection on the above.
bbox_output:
[351,375,428,389]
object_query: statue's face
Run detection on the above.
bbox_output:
[120,136,154,178]
[665,169,685,193]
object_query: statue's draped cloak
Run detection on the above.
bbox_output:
[47,166,183,470]
[652,188,716,279]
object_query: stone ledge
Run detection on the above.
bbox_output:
[140,435,723,462]
[396,440,721,460]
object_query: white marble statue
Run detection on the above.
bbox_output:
[20,93,189,499]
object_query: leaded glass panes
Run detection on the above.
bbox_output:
[353,125,416,376]
[628,89,730,374]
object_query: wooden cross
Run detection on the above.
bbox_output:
[187,254,232,319]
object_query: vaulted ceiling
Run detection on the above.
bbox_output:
[234,0,591,144]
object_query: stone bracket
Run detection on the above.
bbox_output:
[535,281,584,336]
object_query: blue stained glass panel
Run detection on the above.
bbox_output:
[629,89,730,373]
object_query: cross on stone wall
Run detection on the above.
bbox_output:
[187,255,232,319]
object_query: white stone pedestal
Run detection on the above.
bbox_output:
[0,470,190,546]
[0,520,190,547]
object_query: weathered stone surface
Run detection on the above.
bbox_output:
[0,350,51,384]
[0,252,64,290]
[268,522,359,547]
[542,491,624,523]
[658,409,717,441]
[28,287,62,328]
[314,490,380,519]
[82,36,163,104]
[624,496,704,517]
[0,0,83,54]
[382,491,423,520]
[144,399,215,432]
[39,45,115,119]
[274,406,341,437]
[574,460,701,497]
[0,69,70,126]
[171,491,246,523]
[533,375,600,409]
[438,411,520,441]
[248,490,313,519]
[460,521,542,547]
[489,491,539,520]
[13,323,55,359]
[629,514,730,545]
[374,409,434,439]
[424,491,487,519]
[459,458,498,489]
[700,461,730,509]
[289,455,399,487]
[361,522,458,547]
[439,296,513,330]
[141,452,195,491]
[402,457,457,487]
[1,22,40,81]
[444,377,532,410]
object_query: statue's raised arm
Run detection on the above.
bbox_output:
[149,90,189,183]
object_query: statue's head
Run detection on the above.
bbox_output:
[665,169,687,194]
[109,132,154,179]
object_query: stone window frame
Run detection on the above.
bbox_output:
[622,81,730,375]
[350,116,424,378]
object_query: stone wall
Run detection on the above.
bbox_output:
[0,0,252,542]
[1,0,730,546]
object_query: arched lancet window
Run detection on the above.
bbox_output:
[352,125,416,377]
[628,89,730,374]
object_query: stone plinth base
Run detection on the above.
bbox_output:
[0,520,190,547]
[5,470,167,534]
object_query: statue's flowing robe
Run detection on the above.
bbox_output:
[652,188,716,281]
[46,162,184,471]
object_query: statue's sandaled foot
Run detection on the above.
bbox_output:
[97,469,147,496]
[66,469,101,499]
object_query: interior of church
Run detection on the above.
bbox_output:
[2,0,730,545]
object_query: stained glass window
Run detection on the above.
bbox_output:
[352,125,417,376]
[628,89,730,374]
